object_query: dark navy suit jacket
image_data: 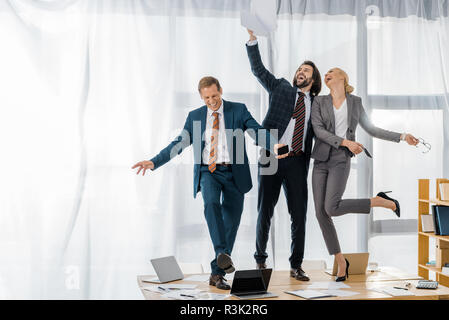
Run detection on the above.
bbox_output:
[246,43,315,166]
[150,100,275,198]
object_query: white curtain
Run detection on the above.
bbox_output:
[0,0,448,299]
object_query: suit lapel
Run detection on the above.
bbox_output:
[223,100,234,157]
[325,94,336,132]
[346,93,353,130]
[200,106,207,154]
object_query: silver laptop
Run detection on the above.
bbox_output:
[325,253,370,276]
[143,256,184,283]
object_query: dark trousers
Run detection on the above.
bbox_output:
[255,154,309,269]
[199,165,244,276]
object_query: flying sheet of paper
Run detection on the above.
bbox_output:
[241,0,277,37]
[307,281,351,290]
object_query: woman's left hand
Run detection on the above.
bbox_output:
[404,134,419,146]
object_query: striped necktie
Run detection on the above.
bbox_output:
[208,112,219,173]
[291,92,306,154]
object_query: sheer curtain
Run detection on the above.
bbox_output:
[0,0,448,299]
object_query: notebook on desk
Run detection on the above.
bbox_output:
[142,256,184,284]
[230,269,277,299]
[325,253,369,276]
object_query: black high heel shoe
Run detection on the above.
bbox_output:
[377,191,400,218]
[336,258,350,282]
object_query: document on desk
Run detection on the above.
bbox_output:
[323,289,359,297]
[285,289,336,300]
[198,292,230,300]
[371,286,416,297]
[158,284,198,290]
[142,285,163,293]
[183,275,210,282]
[307,281,351,290]
[162,289,203,300]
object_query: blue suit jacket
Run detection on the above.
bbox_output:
[150,100,275,198]
[246,43,315,165]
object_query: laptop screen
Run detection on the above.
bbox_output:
[231,269,272,295]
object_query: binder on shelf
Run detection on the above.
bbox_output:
[421,214,435,233]
[435,206,449,236]
[432,205,441,235]
[439,183,449,201]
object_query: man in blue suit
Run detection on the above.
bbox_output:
[132,76,282,290]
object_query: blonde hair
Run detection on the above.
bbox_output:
[334,68,354,94]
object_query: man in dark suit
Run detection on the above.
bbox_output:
[245,29,322,281]
[132,76,282,290]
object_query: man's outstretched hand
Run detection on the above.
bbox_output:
[132,160,154,176]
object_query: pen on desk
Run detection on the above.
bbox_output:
[393,286,408,290]
[158,286,167,291]
[180,293,196,298]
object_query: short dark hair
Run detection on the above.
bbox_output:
[198,76,221,93]
[292,61,322,96]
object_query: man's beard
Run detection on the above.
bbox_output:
[297,76,312,89]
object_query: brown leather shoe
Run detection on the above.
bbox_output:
[256,262,267,269]
[209,274,231,290]
[290,267,310,281]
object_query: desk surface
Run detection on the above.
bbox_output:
[137,267,449,300]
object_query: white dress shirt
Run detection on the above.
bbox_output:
[202,102,231,164]
[279,91,312,152]
[333,99,348,139]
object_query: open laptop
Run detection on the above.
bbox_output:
[325,253,370,276]
[230,269,278,299]
[142,256,184,283]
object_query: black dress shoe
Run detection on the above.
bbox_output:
[217,253,235,273]
[209,274,231,290]
[377,191,400,217]
[336,258,350,282]
[256,262,267,269]
[290,267,310,281]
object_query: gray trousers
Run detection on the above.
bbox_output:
[312,147,371,255]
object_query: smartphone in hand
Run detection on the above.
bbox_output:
[278,145,289,155]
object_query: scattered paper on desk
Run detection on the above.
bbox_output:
[285,289,335,299]
[371,286,415,297]
[142,285,163,293]
[241,0,277,37]
[307,281,350,290]
[141,276,159,283]
[198,293,230,300]
[183,274,210,282]
[323,289,359,297]
[158,284,197,290]
[162,289,203,300]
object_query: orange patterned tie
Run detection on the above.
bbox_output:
[208,112,219,173]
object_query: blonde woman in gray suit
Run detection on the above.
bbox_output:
[311,68,419,281]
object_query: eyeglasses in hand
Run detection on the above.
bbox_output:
[416,137,431,153]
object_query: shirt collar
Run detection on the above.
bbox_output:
[298,89,311,98]
[207,100,224,117]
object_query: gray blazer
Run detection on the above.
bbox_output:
[311,93,401,162]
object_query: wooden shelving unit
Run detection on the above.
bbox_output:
[418,178,449,286]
